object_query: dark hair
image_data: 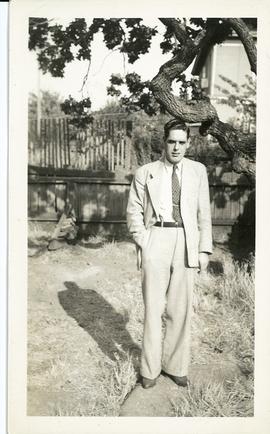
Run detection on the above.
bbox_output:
[164,118,190,140]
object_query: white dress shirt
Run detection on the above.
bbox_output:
[158,158,183,222]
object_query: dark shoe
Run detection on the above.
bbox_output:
[161,370,189,387]
[141,376,157,389]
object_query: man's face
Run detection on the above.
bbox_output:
[164,128,190,164]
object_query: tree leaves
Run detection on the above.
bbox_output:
[28,16,257,176]
[29,18,158,75]
[102,19,125,50]
[29,18,49,50]
[160,26,175,54]
[120,24,158,63]
[29,18,96,76]
[176,74,208,101]
[60,96,93,128]
[107,72,162,116]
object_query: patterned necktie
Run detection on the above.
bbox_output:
[172,164,182,223]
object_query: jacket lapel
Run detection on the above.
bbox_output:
[146,157,193,219]
[146,160,164,219]
[181,157,187,201]
[181,157,194,205]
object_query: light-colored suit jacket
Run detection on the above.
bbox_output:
[126,157,213,267]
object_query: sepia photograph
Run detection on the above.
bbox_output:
[27,14,256,417]
[7,0,270,433]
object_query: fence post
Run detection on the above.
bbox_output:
[125,137,131,171]
[53,118,58,169]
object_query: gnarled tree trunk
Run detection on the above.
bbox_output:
[151,18,256,183]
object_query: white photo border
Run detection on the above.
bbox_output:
[8,1,270,433]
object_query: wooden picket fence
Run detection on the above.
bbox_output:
[28,115,254,241]
[28,116,132,172]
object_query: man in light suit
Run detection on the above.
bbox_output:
[126,119,212,389]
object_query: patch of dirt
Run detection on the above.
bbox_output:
[27,241,141,416]
[27,239,253,416]
[120,361,244,416]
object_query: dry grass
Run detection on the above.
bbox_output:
[174,251,255,416]
[27,227,254,417]
[171,375,253,417]
[192,254,254,371]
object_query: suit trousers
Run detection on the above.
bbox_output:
[140,226,195,380]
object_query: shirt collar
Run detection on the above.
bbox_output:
[164,157,183,172]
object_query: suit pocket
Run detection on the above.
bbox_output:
[141,227,152,251]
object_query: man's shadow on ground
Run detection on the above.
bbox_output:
[58,281,140,366]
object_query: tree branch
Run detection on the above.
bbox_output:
[151,45,217,122]
[151,21,221,122]
[204,118,256,181]
[151,18,256,181]
[158,18,192,46]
